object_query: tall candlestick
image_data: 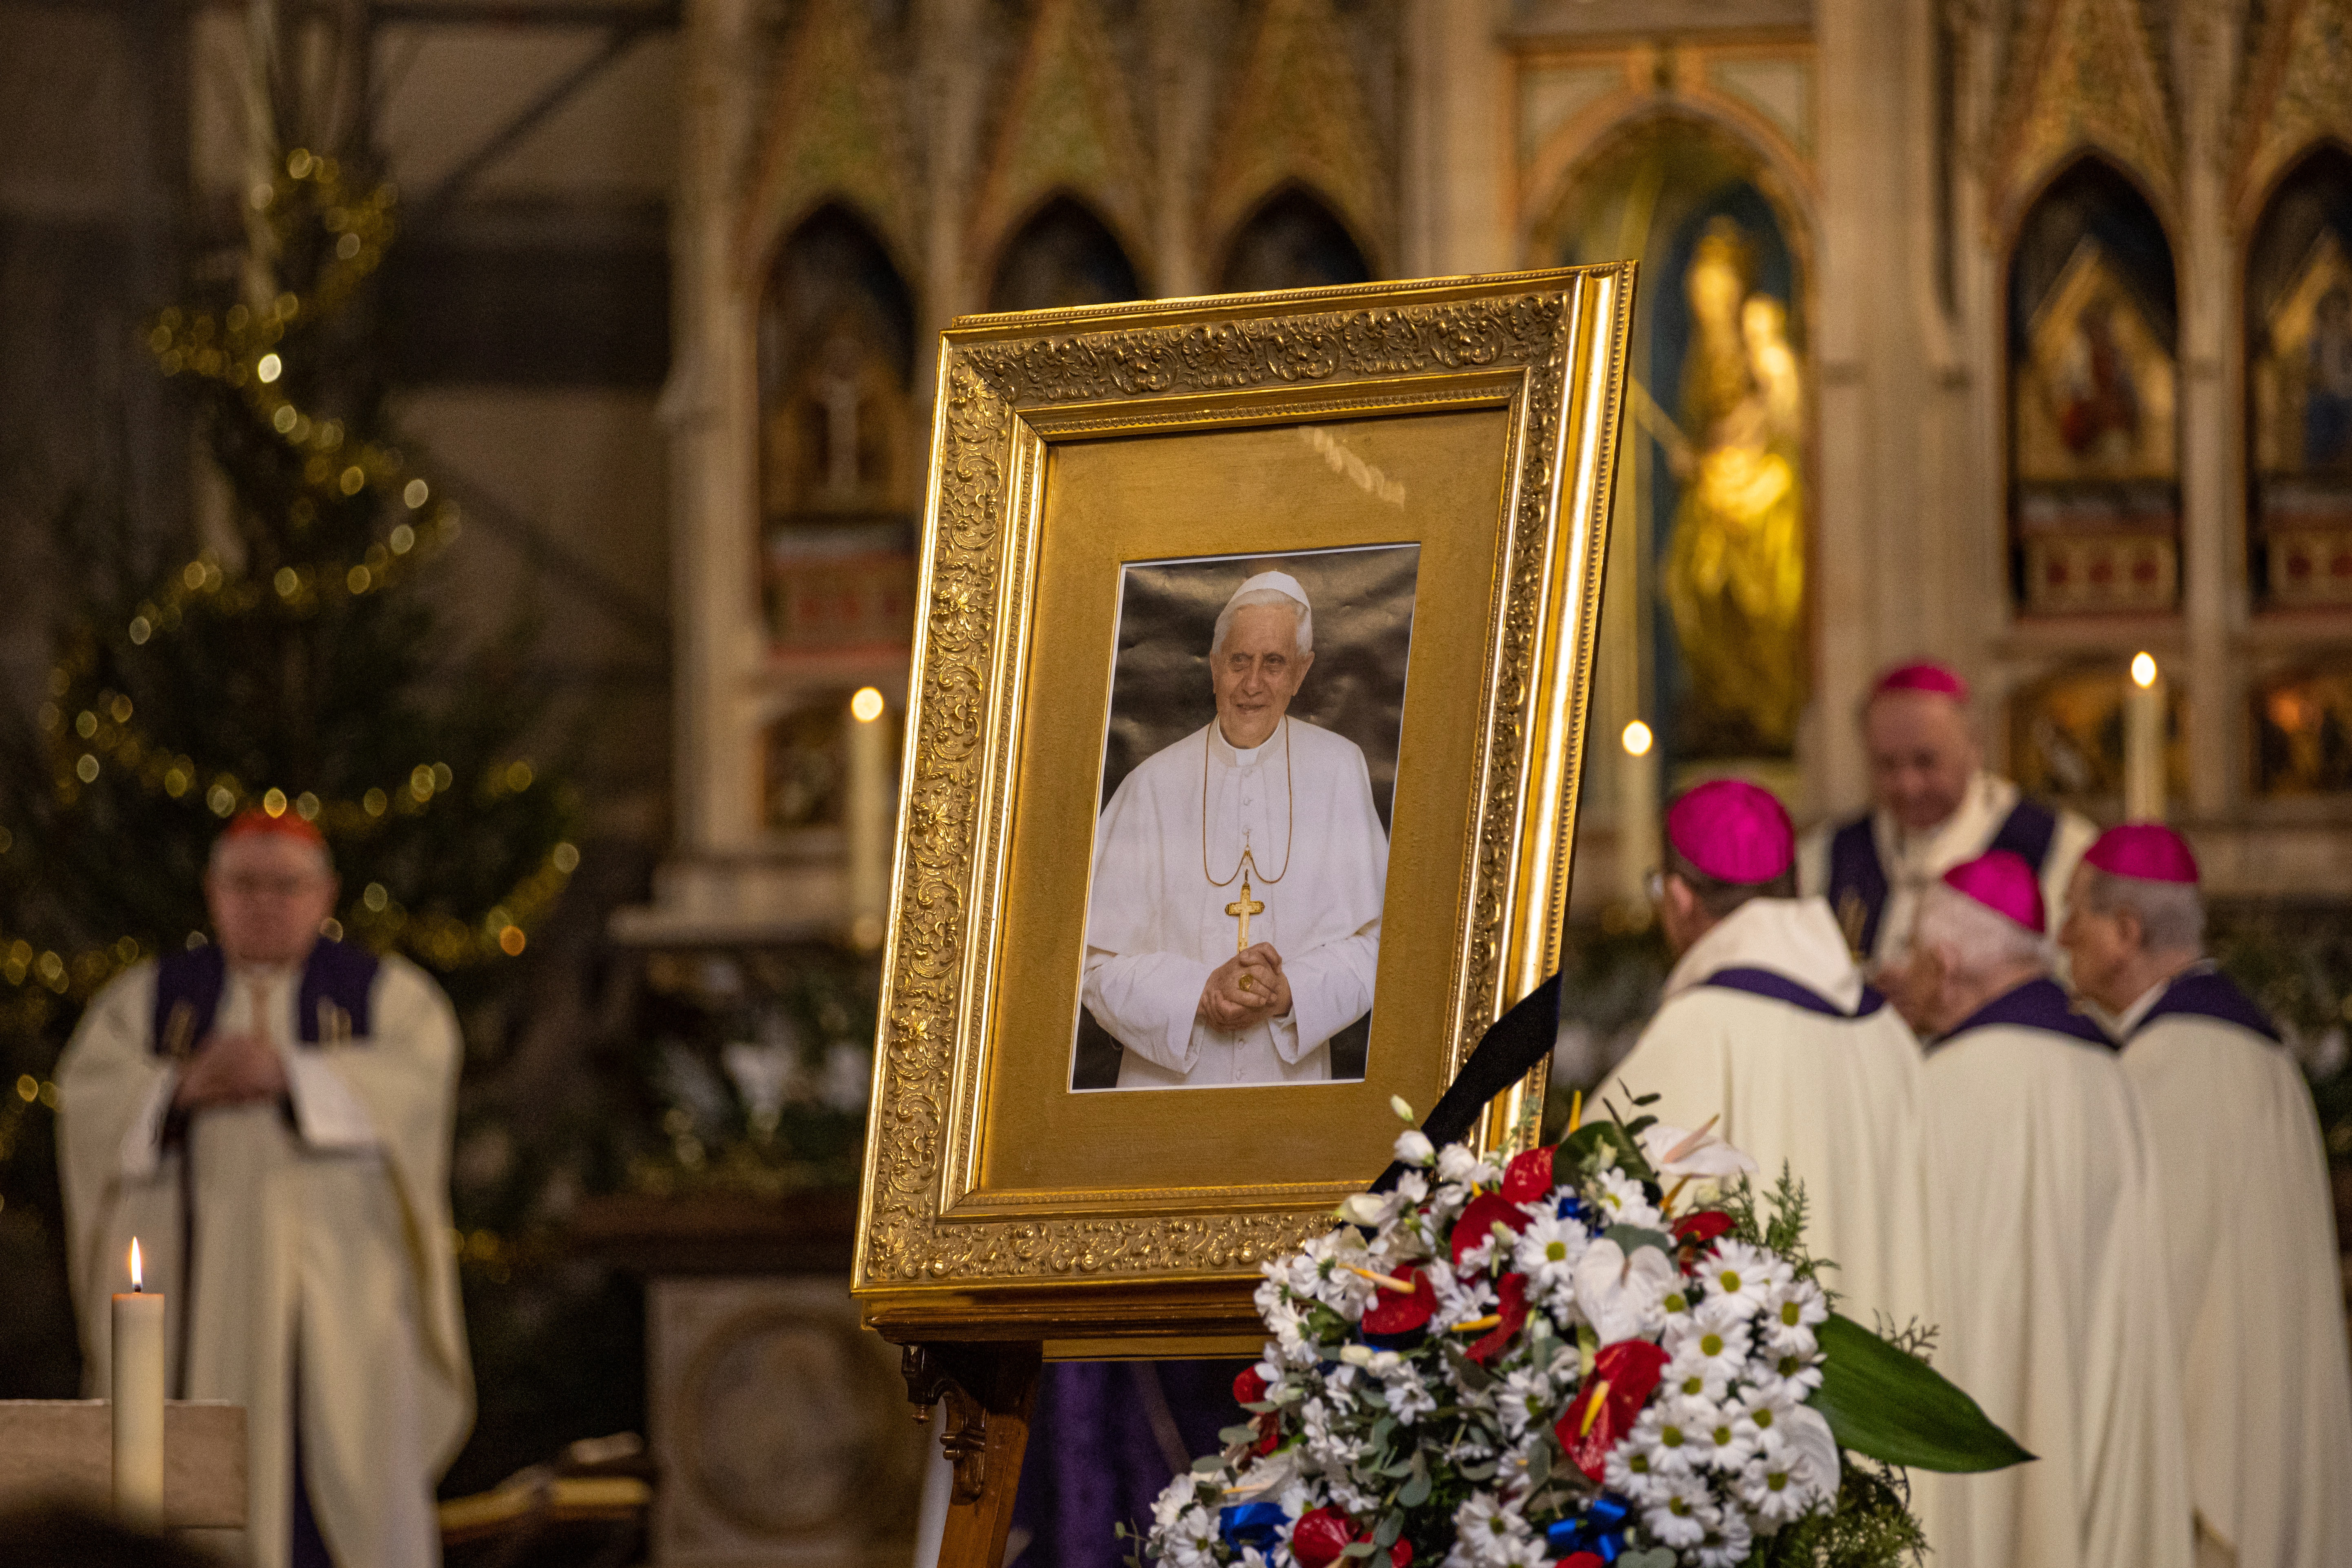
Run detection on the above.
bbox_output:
[113,1238,164,1528]
[2124,653,2166,822]
[846,686,890,949]
[1619,720,1659,906]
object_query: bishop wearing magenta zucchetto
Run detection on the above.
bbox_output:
[2057,824,2352,1568]
[1798,660,2095,977]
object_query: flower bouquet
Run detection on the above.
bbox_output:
[1143,1096,2025,1568]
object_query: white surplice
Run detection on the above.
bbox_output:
[1082,716,1386,1088]
[1797,771,2097,963]
[2113,974,2352,1568]
[1917,981,2192,1568]
[1604,896,1936,1335]
[57,955,471,1568]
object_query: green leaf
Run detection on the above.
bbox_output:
[1557,1120,1648,1178]
[1605,1224,1675,1259]
[1618,1551,1676,1568]
[1218,1422,1258,1446]
[1190,1455,1226,1474]
[1373,1513,1404,1549]
[1811,1312,2035,1472]
[1340,1544,1376,1559]
[1442,1340,1495,1392]
[1399,1453,1431,1508]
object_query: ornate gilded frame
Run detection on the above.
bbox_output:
[854,266,1633,1356]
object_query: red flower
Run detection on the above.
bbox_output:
[1554,1339,1671,1480]
[1233,1367,1268,1407]
[1561,1556,1604,1568]
[1389,1539,1413,1568]
[1289,1508,1357,1568]
[1466,1272,1530,1365]
[1500,1145,1554,1202]
[1361,1267,1437,1337]
[1451,1192,1534,1267]
[1672,1210,1734,1247]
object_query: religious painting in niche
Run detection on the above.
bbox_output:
[1218,186,1373,294]
[2008,159,2179,615]
[1072,544,1418,1093]
[2007,664,2184,809]
[764,690,848,830]
[988,194,1144,313]
[2248,146,2352,608]
[757,205,919,659]
[2253,666,2352,795]
[1549,120,1808,773]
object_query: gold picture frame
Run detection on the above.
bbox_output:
[853,266,1633,1357]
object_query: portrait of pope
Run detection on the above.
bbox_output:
[1078,565,1397,1089]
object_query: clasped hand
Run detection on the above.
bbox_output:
[1197,942,1291,1032]
[173,1030,289,1110]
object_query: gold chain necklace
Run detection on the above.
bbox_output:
[1202,717,1294,888]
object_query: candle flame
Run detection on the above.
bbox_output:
[129,1238,142,1292]
[1621,720,1654,757]
[850,687,885,724]
[2131,653,2158,689]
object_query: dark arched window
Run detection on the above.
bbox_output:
[2246,143,2352,612]
[1218,186,1372,293]
[987,196,1142,313]
[2006,157,2179,616]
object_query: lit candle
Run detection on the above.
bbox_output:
[846,687,890,949]
[2125,653,2165,822]
[113,1238,164,1528]
[1618,719,1659,906]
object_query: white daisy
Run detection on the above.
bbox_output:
[1761,1278,1829,1354]
[1660,1338,1733,1404]
[1627,1400,1701,1477]
[1593,1167,1662,1229]
[1641,1473,1716,1548]
[1696,1240,1787,1316]
[1383,1371,1437,1426]
[1754,1342,1825,1399]
[1689,1403,1762,1473]
[1512,1209,1590,1298]
[1735,1379,1801,1447]
[1495,1365,1558,1438]
[1671,1315,1752,1383]
[1694,1505,1755,1568]
[1738,1447,1813,1527]
[1451,1494,1534,1568]
[1603,1435,1669,1503]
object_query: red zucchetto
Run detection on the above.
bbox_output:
[1872,660,1969,704]
[2082,822,2199,885]
[221,808,326,849]
[1940,849,2045,933]
[1666,779,1796,885]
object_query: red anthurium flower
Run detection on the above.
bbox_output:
[1672,1210,1734,1247]
[1555,1339,1671,1481]
[1233,1367,1268,1406]
[1451,1192,1534,1267]
[1500,1145,1554,1203]
[1466,1272,1530,1364]
[1289,1508,1357,1568]
[1561,1555,1604,1568]
[1388,1539,1412,1568]
[1361,1267,1437,1336]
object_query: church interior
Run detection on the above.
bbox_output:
[2,0,2351,1564]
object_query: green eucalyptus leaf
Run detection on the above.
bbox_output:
[1812,1311,2035,1472]
[1605,1224,1676,1259]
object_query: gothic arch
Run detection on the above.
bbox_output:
[2243,142,2352,609]
[1216,184,1373,295]
[985,193,1145,314]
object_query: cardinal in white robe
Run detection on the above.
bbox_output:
[1606,779,1935,1335]
[1909,850,2191,1568]
[56,811,471,1568]
[1798,661,2093,980]
[2057,824,2352,1568]
[1082,570,1388,1088]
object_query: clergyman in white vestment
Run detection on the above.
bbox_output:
[1909,851,2191,1568]
[1796,660,2094,978]
[57,813,471,1568]
[1606,780,1936,1338]
[1081,570,1389,1088]
[2058,824,2352,1568]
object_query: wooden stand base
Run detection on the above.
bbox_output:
[901,1342,1043,1568]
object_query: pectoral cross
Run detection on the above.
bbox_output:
[1226,868,1265,952]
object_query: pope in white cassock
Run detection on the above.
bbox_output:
[1607,780,1935,1336]
[1082,570,1388,1087]
[57,811,470,1568]
[2057,824,2352,1568]
[1798,660,2094,981]
[1907,850,2190,1568]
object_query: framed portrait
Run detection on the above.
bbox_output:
[853,266,1633,1354]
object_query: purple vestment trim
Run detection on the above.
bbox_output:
[2134,968,2280,1043]
[1936,976,2113,1051]
[1700,966,1887,1019]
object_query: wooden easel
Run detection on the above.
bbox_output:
[900,1342,1043,1568]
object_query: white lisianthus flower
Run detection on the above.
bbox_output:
[1437,1143,1499,1187]
[1642,1473,1716,1548]
[1593,1167,1662,1229]
[1696,1240,1787,1316]
[1392,1169,1431,1207]
[1570,1237,1674,1343]
[1637,1121,1761,1182]
[1394,1128,1436,1167]
[1338,1191,1397,1229]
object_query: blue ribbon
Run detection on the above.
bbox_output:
[1557,1193,1586,1223]
[1220,1502,1287,1552]
[1543,1494,1632,1561]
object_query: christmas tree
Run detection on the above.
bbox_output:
[0,144,576,1393]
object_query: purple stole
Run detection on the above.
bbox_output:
[1827,797,2060,958]
[1699,966,1887,1020]
[2131,968,2280,1043]
[1933,976,2114,1052]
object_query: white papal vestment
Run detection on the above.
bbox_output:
[1605,896,1936,1335]
[58,953,470,1568]
[1083,717,1386,1087]
[1918,979,2191,1568]
[2112,968,2352,1568]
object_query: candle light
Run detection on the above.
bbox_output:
[1618,719,1659,907]
[2124,652,2165,822]
[113,1238,164,1528]
[846,686,890,950]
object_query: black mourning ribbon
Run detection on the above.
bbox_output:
[1368,972,1563,1193]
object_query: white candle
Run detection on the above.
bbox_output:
[113,1238,165,1528]
[1619,720,1659,906]
[2125,653,2165,822]
[846,687,890,949]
